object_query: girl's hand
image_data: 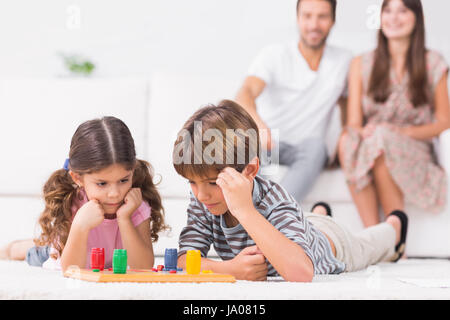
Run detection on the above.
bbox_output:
[227,245,268,281]
[72,199,105,232]
[116,188,143,221]
[216,167,254,220]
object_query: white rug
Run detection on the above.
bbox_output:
[1,259,449,300]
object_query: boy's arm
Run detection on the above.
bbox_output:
[177,246,268,281]
[216,167,314,282]
[177,254,229,273]
[179,194,268,280]
[237,208,314,282]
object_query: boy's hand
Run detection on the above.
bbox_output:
[228,245,268,281]
[116,188,143,221]
[216,167,255,220]
[72,199,105,232]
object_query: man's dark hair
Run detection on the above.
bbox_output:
[296,0,337,21]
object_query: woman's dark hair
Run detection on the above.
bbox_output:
[368,0,428,108]
[35,116,168,255]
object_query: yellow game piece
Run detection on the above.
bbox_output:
[202,270,213,274]
[186,250,201,275]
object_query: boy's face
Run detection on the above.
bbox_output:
[187,170,229,216]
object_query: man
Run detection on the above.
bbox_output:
[236,0,352,204]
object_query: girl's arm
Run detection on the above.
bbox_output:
[345,56,364,130]
[116,188,154,269]
[400,71,450,140]
[216,167,314,282]
[60,224,89,272]
[60,199,105,272]
[117,217,154,269]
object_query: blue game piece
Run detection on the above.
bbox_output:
[164,248,178,271]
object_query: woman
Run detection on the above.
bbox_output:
[338,0,450,228]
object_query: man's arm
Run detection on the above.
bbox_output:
[235,76,273,150]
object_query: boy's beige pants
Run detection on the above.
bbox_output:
[306,213,397,272]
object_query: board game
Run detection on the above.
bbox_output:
[64,267,236,283]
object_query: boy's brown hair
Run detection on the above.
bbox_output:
[173,100,261,179]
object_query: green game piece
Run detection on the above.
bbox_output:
[113,249,127,274]
[92,269,100,272]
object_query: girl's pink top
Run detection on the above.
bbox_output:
[70,189,152,269]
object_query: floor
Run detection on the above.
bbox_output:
[1,258,449,300]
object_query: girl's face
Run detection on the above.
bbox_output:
[71,164,134,214]
[187,170,228,216]
[381,0,416,40]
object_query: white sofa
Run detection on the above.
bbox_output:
[1,75,449,259]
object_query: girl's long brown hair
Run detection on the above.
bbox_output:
[35,116,168,255]
[368,0,428,108]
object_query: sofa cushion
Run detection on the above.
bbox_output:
[146,72,241,198]
[265,166,353,203]
[0,78,149,196]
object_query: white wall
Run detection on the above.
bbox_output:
[0,0,449,252]
[0,0,448,80]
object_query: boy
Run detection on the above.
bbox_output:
[172,100,407,282]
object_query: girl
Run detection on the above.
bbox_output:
[338,0,450,227]
[1,116,167,272]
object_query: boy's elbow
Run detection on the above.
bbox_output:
[283,262,314,283]
[284,270,314,283]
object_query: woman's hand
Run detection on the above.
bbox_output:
[216,167,255,221]
[398,126,414,137]
[116,188,143,221]
[72,199,105,232]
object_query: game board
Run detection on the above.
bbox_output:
[64,267,236,283]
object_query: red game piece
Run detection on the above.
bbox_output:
[90,248,105,270]
[157,265,164,271]
[169,270,177,273]
[152,268,158,272]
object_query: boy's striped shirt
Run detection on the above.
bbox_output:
[178,175,345,276]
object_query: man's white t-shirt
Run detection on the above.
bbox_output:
[247,41,352,147]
